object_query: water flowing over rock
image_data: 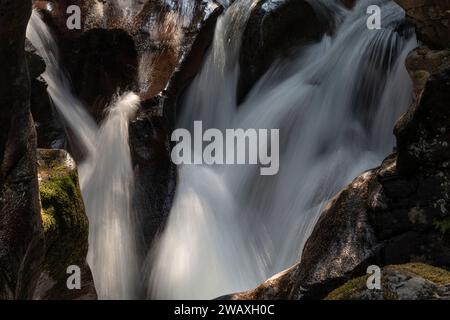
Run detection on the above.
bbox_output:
[0,0,45,299]
[130,1,223,251]
[148,0,417,299]
[27,10,142,299]
[2,0,448,301]
[227,0,450,300]
[81,92,141,299]
[237,0,326,103]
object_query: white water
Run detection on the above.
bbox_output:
[27,11,141,299]
[113,0,145,18]
[81,93,141,299]
[148,0,417,299]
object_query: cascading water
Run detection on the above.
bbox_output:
[148,0,417,299]
[81,93,141,299]
[27,11,141,299]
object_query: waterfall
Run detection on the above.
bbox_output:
[81,93,141,299]
[148,0,417,299]
[27,11,141,299]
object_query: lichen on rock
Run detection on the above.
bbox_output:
[326,263,450,300]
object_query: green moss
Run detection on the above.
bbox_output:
[325,263,450,300]
[38,154,89,281]
[324,275,369,300]
[386,263,450,285]
[433,217,450,234]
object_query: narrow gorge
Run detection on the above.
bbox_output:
[0,0,449,301]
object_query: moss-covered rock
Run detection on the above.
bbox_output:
[326,263,450,300]
[33,149,97,300]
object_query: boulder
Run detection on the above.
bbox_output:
[326,263,450,300]
[237,0,325,103]
[33,149,97,300]
[395,0,450,49]
[395,50,450,175]
[0,0,45,299]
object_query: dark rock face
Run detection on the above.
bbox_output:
[237,0,324,103]
[395,55,450,176]
[34,149,97,300]
[26,42,66,149]
[64,28,138,122]
[0,0,45,299]
[130,103,176,251]
[395,0,450,49]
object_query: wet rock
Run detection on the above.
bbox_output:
[395,0,450,49]
[237,0,324,103]
[129,3,223,250]
[26,41,66,149]
[162,2,224,126]
[34,149,97,300]
[0,0,45,299]
[326,263,450,300]
[130,102,176,250]
[64,28,138,122]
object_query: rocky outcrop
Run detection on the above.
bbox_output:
[0,0,45,299]
[326,263,450,300]
[130,103,176,250]
[32,0,210,120]
[395,0,450,49]
[129,3,223,250]
[395,47,450,176]
[34,149,96,300]
[237,0,325,103]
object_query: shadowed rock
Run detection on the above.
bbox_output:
[0,0,45,299]
[395,0,450,49]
